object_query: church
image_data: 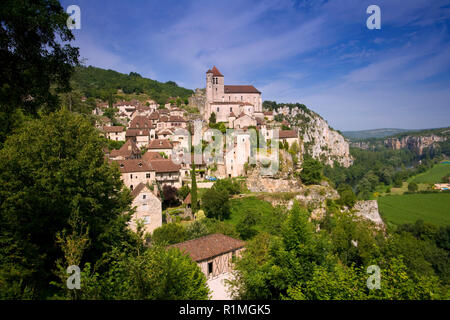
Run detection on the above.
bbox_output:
[204,66,263,128]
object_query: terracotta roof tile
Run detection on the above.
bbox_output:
[109,139,141,158]
[142,151,164,161]
[103,126,125,133]
[147,139,173,150]
[210,66,223,77]
[224,85,260,94]
[115,159,153,173]
[278,130,298,139]
[150,159,180,173]
[169,234,245,262]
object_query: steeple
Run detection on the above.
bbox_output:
[210,66,223,77]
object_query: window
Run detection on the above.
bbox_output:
[241,96,243,101]
[217,107,219,112]
[143,194,146,199]
[146,173,151,179]
[230,107,232,112]
[143,216,150,225]
[208,262,213,275]
[130,174,133,179]
[130,185,133,190]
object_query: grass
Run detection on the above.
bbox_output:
[378,193,450,226]
[408,163,450,184]
[384,182,431,196]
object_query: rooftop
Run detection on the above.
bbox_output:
[169,233,245,262]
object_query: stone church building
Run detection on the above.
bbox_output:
[204,66,263,126]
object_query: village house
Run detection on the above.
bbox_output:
[147,139,173,157]
[150,159,182,188]
[109,139,142,160]
[103,126,126,141]
[278,130,299,147]
[170,233,245,280]
[129,182,162,235]
[116,158,155,191]
[126,128,152,148]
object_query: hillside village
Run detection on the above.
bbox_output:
[91,66,390,298]
[3,0,450,305]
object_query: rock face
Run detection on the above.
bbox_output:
[300,114,353,167]
[274,105,353,168]
[353,200,385,229]
[246,173,339,220]
[384,135,446,155]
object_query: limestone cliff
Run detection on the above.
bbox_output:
[273,105,353,167]
[384,134,447,155]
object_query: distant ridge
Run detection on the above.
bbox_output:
[342,128,413,140]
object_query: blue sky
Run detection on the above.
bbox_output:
[62,0,450,131]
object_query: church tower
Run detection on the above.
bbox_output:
[206,66,224,103]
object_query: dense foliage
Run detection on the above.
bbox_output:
[0,0,79,144]
[71,66,193,105]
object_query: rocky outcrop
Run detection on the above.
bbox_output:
[300,115,353,167]
[353,200,385,229]
[384,135,446,155]
[274,105,353,168]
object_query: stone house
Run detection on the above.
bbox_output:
[103,126,126,141]
[147,139,173,157]
[150,159,182,188]
[116,159,155,191]
[109,139,142,160]
[126,128,153,148]
[169,233,245,280]
[129,182,162,235]
[278,130,299,147]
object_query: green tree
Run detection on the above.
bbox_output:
[0,109,133,298]
[177,185,191,201]
[300,158,323,185]
[408,182,419,192]
[191,167,198,213]
[236,209,260,240]
[151,223,187,245]
[0,0,79,144]
[209,112,216,124]
[336,184,357,208]
[85,245,210,300]
[202,188,230,220]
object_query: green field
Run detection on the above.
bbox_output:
[378,193,450,226]
[409,163,450,184]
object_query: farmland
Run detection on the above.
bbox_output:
[378,193,450,226]
[409,162,450,184]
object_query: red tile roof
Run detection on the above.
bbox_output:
[142,151,164,162]
[126,128,151,137]
[129,116,153,129]
[130,182,148,199]
[103,126,125,133]
[109,139,141,159]
[115,159,152,173]
[207,66,223,77]
[150,159,180,173]
[169,234,245,262]
[278,130,298,139]
[169,115,186,122]
[224,85,260,94]
[147,139,173,150]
